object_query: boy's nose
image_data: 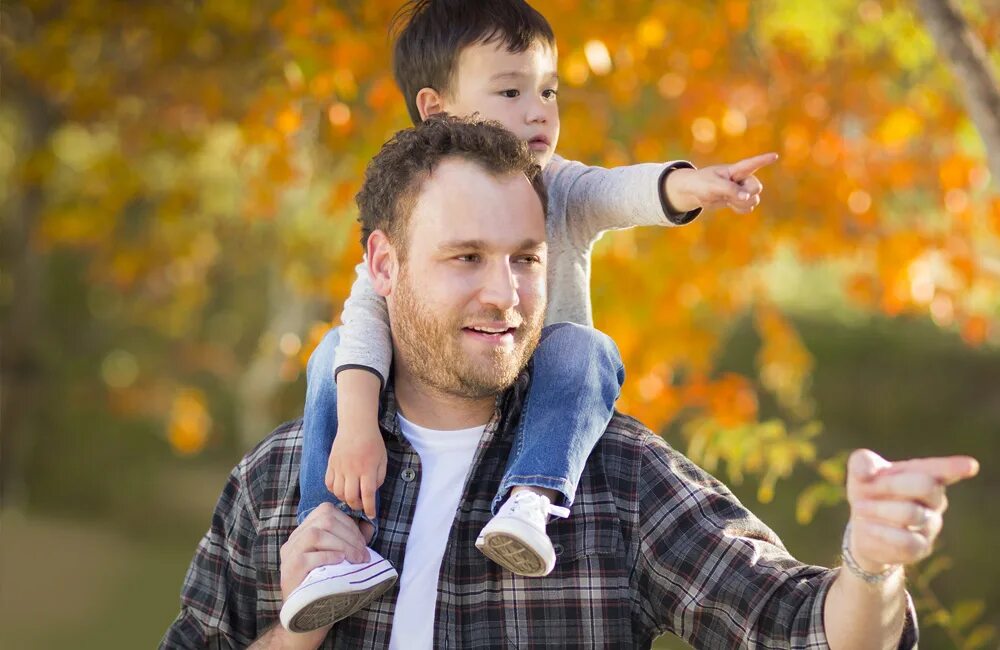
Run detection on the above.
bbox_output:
[526,98,548,124]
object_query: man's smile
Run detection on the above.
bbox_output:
[462,322,519,346]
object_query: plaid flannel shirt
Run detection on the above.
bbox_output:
[162,372,918,649]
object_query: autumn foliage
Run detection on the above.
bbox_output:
[4,0,998,494]
[3,1,999,646]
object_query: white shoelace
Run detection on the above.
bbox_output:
[545,502,570,520]
[510,491,570,521]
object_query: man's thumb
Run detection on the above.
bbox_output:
[848,449,891,482]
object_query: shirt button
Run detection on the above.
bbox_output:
[401,467,417,482]
[553,543,564,556]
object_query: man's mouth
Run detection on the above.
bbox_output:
[462,324,519,343]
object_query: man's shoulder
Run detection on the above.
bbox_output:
[583,410,669,488]
[240,417,303,473]
[592,411,728,497]
[601,410,671,457]
[231,418,303,524]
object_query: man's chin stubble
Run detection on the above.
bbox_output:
[391,267,543,400]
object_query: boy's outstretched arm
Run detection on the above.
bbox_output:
[663,152,778,214]
[548,152,777,250]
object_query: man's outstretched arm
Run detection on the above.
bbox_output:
[629,433,963,648]
[824,450,979,650]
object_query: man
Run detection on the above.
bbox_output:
[162,116,978,649]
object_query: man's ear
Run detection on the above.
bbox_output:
[415,87,446,121]
[366,230,396,298]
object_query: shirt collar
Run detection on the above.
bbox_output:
[377,366,532,442]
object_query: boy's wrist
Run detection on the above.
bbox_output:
[662,167,697,212]
[658,162,702,224]
[334,364,385,392]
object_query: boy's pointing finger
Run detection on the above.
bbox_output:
[728,152,779,182]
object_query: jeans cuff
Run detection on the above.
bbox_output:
[491,475,576,515]
[296,502,380,542]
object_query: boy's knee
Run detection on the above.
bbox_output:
[543,322,619,358]
[306,327,341,377]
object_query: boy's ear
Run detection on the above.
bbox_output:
[415,87,446,121]
[366,230,396,298]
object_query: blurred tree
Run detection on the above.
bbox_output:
[915,0,1000,186]
[3,0,999,508]
[1,1,998,643]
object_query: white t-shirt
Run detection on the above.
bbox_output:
[387,413,486,650]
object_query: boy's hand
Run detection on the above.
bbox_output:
[663,152,778,214]
[326,422,388,520]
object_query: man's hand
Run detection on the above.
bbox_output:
[845,449,979,574]
[663,152,778,214]
[264,504,370,649]
[280,503,370,597]
[326,421,387,520]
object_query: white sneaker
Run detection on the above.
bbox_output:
[475,491,570,577]
[279,549,398,633]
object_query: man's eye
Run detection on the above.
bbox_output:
[499,89,520,98]
[515,255,541,265]
[456,254,480,263]
[542,89,558,100]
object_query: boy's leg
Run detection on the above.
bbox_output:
[496,322,624,511]
[297,327,345,524]
[477,323,624,576]
[285,327,396,633]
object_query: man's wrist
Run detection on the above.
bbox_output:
[250,623,327,650]
[841,523,902,584]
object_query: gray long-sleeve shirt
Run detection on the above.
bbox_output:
[334,155,701,384]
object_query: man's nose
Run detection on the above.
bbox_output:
[479,260,519,311]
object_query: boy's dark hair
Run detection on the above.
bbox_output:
[391,0,556,125]
[356,114,546,254]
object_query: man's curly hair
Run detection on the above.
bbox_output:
[355,114,546,255]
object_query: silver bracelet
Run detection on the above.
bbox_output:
[840,523,901,584]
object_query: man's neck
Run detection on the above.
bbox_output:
[392,370,495,431]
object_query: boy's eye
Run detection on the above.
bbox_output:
[499,89,520,98]
[542,89,558,100]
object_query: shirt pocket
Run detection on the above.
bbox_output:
[547,507,624,562]
[499,505,633,649]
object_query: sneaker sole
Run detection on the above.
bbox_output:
[286,573,398,633]
[478,531,550,577]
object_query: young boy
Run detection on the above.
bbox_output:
[280,0,776,633]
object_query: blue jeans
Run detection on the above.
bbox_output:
[296,322,624,526]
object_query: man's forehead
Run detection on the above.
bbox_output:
[438,237,546,253]
[418,157,531,199]
[406,158,544,245]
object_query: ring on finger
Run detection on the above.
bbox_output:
[905,506,931,534]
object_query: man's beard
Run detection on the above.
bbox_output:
[390,268,543,400]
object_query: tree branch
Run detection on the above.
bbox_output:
[914,0,1000,189]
